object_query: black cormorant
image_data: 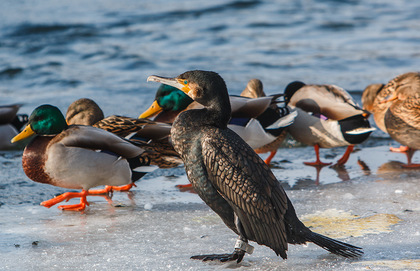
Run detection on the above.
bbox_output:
[147,70,363,263]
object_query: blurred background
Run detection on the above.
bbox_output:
[1,0,419,116]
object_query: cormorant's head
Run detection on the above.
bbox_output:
[283,81,305,104]
[147,70,230,109]
[361,83,384,112]
[11,104,68,143]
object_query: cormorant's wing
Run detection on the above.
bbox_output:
[202,128,288,258]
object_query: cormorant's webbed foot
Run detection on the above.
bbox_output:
[191,248,245,263]
[190,239,253,263]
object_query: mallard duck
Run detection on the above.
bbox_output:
[362,72,420,167]
[0,104,28,150]
[65,98,183,192]
[11,104,151,211]
[140,81,296,165]
[65,98,105,126]
[238,79,296,164]
[284,81,374,167]
[147,70,362,263]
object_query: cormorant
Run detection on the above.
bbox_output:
[147,70,363,263]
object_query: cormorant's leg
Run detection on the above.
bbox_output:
[304,144,332,167]
[190,214,253,263]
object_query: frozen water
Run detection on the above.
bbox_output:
[1,141,419,270]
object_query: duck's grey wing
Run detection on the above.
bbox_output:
[59,125,145,159]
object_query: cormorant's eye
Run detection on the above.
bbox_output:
[184,80,188,85]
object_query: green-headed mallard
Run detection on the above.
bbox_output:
[140,80,296,165]
[362,72,420,167]
[284,81,374,167]
[11,104,151,211]
[146,70,362,262]
[0,104,28,150]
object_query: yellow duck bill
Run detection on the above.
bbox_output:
[11,125,35,143]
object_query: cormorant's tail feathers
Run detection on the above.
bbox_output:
[307,232,363,258]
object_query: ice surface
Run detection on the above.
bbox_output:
[1,141,420,270]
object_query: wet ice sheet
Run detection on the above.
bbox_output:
[1,144,420,270]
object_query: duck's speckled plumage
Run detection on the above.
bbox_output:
[66,98,181,168]
[363,72,420,150]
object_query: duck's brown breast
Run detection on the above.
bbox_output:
[22,136,54,184]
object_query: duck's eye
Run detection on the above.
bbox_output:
[183,80,188,85]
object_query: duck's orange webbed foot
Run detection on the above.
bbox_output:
[176,183,192,189]
[304,144,332,167]
[88,185,113,195]
[390,145,409,153]
[88,183,136,194]
[402,163,420,169]
[110,183,136,191]
[41,190,89,211]
[335,145,354,166]
[176,183,196,193]
[264,151,277,165]
[58,196,89,211]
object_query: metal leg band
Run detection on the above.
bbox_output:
[234,239,254,254]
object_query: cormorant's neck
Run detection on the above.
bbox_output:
[206,95,231,129]
[177,98,231,130]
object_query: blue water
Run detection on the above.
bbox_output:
[1,0,419,117]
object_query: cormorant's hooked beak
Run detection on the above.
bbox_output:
[147,75,193,97]
[141,75,193,118]
[11,124,35,143]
